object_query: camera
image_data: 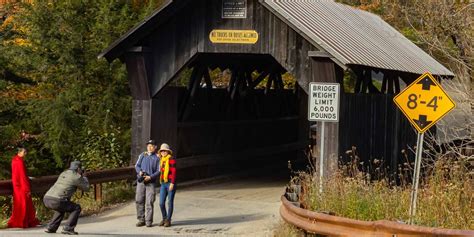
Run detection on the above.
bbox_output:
[137,171,149,183]
[81,169,88,176]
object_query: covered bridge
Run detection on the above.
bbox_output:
[99,0,453,180]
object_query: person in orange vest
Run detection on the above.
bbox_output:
[157,143,176,227]
[7,147,40,228]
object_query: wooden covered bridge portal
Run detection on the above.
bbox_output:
[100,0,453,181]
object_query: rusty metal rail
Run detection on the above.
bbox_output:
[280,195,474,237]
[0,166,135,196]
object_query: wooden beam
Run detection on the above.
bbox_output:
[125,53,151,100]
[361,70,370,93]
[231,70,242,100]
[245,70,253,87]
[265,73,274,95]
[203,68,212,89]
[239,70,248,90]
[381,73,388,94]
[276,73,284,90]
[387,73,394,94]
[127,46,152,53]
[187,65,200,90]
[394,75,400,93]
[228,68,237,93]
[249,63,277,89]
[240,71,254,97]
[179,65,203,121]
[190,66,204,98]
[354,70,363,93]
[250,70,270,88]
[366,70,380,94]
[368,82,381,94]
[308,50,333,58]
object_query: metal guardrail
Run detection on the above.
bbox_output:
[0,166,135,196]
[280,195,474,237]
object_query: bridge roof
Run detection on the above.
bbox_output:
[99,0,454,77]
[261,0,453,77]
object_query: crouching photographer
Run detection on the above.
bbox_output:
[43,161,90,235]
[134,140,160,227]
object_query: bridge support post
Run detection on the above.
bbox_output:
[310,58,343,177]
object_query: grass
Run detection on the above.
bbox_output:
[273,221,309,237]
[0,180,135,229]
[275,151,472,235]
[296,155,473,230]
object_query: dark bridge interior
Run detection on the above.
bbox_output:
[155,53,308,181]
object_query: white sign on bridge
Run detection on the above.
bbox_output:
[308,82,340,122]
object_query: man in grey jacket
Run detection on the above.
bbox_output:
[135,139,160,227]
[43,161,89,235]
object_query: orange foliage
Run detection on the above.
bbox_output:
[0,0,32,6]
[358,3,382,12]
[0,86,40,100]
[1,4,31,47]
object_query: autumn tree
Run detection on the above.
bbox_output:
[0,1,163,177]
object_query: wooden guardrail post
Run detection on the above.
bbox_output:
[94,183,102,203]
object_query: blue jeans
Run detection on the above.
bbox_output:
[159,182,176,221]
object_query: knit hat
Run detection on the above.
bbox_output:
[158,143,172,154]
[69,160,82,171]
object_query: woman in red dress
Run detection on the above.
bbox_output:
[7,148,40,228]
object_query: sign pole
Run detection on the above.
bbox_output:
[409,132,424,224]
[308,82,340,194]
[393,72,456,225]
[319,121,325,193]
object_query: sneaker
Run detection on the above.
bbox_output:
[158,219,166,226]
[146,223,153,227]
[164,219,171,227]
[44,229,56,233]
[136,221,146,227]
[61,229,78,235]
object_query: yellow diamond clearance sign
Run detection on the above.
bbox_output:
[393,72,455,133]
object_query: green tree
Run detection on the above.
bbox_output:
[0,0,163,175]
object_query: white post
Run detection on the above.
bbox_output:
[409,132,424,224]
[319,121,325,193]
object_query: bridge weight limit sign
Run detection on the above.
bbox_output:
[308,83,340,122]
[393,72,455,224]
[308,82,340,193]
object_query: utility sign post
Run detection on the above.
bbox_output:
[393,72,455,224]
[308,82,340,193]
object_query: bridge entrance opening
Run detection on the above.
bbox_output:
[151,53,308,180]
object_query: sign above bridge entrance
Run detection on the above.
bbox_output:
[209,30,258,44]
[222,0,247,18]
[393,72,455,133]
[308,82,340,122]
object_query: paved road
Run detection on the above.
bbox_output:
[1,175,287,237]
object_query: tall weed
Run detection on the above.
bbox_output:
[298,153,472,229]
